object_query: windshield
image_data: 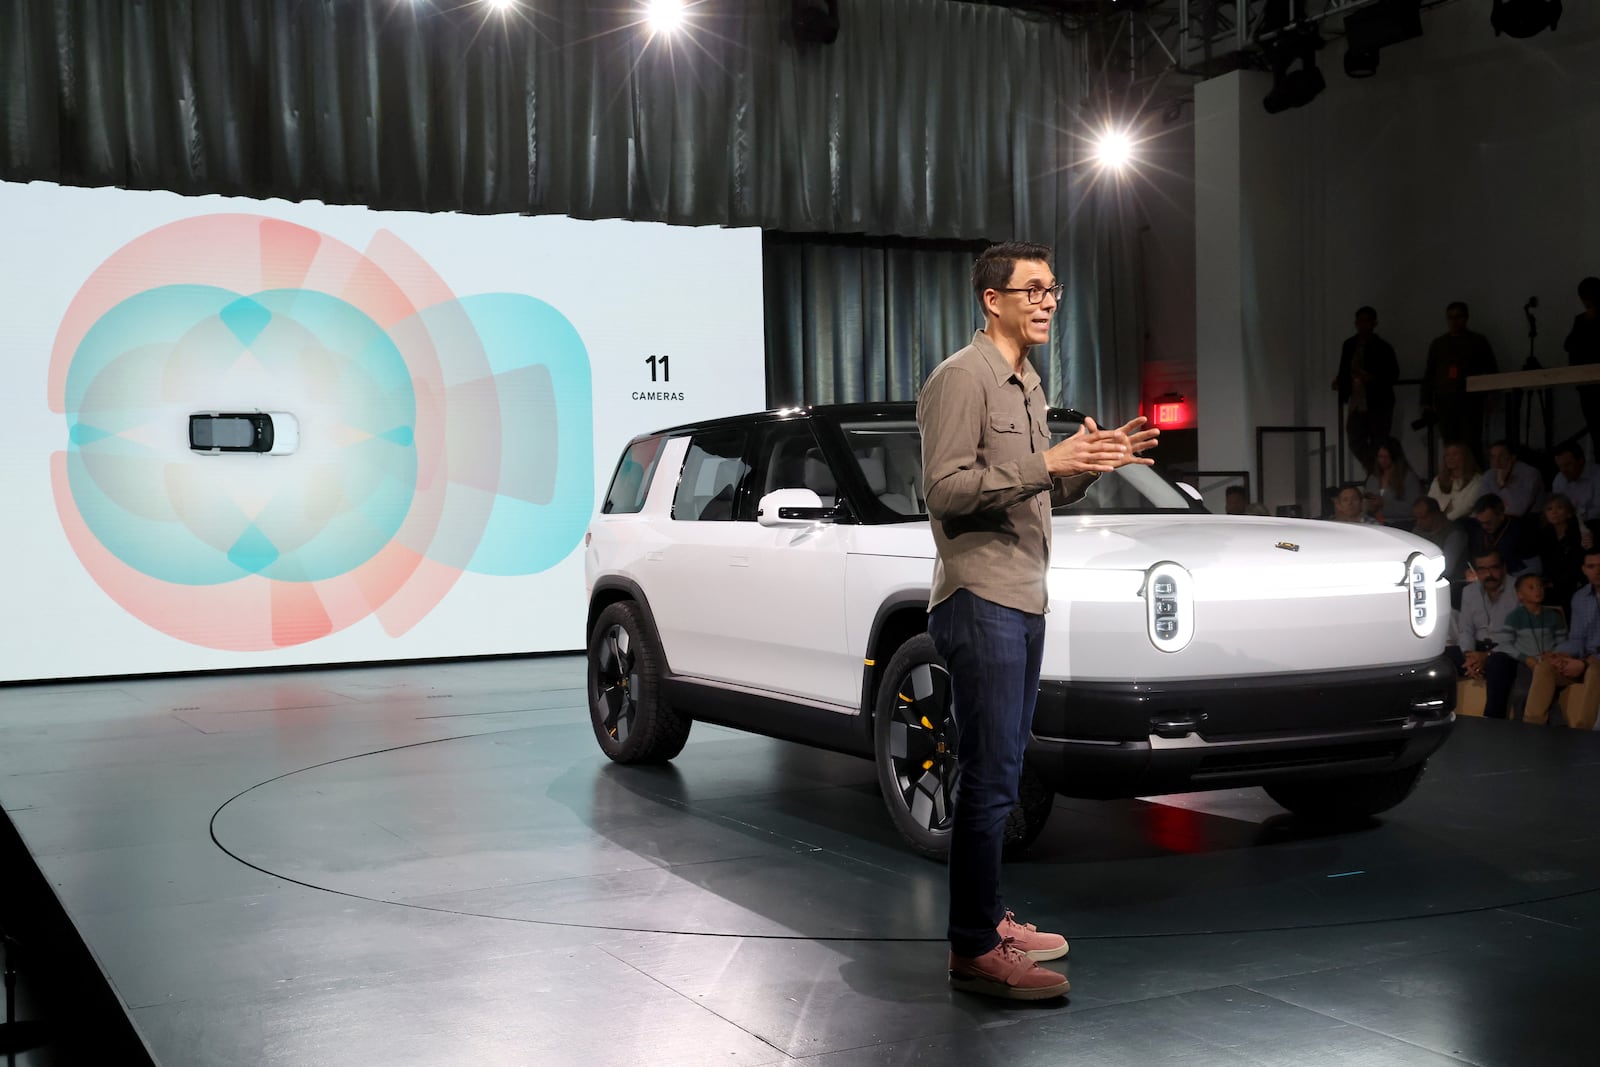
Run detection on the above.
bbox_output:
[838,418,1204,518]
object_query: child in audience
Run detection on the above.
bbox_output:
[1497,574,1572,723]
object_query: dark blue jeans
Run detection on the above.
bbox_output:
[927,588,1046,958]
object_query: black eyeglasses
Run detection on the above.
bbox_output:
[995,284,1065,305]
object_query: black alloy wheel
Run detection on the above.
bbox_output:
[586,600,690,764]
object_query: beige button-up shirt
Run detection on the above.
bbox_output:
[917,331,1093,615]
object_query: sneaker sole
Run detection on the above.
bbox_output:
[1022,942,1069,962]
[948,972,1070,1001]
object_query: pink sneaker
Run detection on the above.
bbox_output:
[948,938,1070,1001]
[998,910,1069,961]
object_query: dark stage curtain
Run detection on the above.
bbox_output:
[765,219,1142,420]
[2,0,1087,241]
[2,0,1140,417]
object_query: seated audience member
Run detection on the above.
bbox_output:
[1452,551,1519,719]
[1362,437,1424,526]
[1484,440,1544,518]
[1224,485,1248,515]
[1536,493,1590,613]
[1428,442,1483,521]
[1330,484,1378,524]
[1552,441,1600,520]
[1466,493,1536,576]
[1413,495,1468,587]
[1497,574,1570,723]
[1547,548,1600,730]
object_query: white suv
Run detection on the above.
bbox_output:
[583,404,1456,857]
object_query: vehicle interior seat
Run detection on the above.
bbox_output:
[857,448,915,515]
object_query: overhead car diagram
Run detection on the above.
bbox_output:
[188,411,300,456]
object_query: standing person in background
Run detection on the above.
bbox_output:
[1552,442,1600,521]
[1224,485,1249,515]
[1565,277,1600,459]
[1485,440,1544,518]
[1332,306,1399,476]
[1362,437,1424,526]
[1428,442,1484,522]
[1421,302,1498,462]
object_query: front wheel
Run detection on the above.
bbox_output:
[872,634,1054,860]
[1263,761,1427,823]
[587,601,691,764]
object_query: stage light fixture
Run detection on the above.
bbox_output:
[483,0,516,12]
[1262,28,1326,114]
[1342,0,1422,79]
[791,0,840,44]
[645,0,687,35]
[1490,0,1562,38]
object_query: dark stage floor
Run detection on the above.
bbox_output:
[2,656,1598,1065]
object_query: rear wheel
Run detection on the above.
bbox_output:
[872,634,1054,860]
[587,601,690,764]
[1264,761,1427,823]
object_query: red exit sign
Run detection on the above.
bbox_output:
[1152,400,1189,428]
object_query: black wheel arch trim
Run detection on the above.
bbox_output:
[859,592,933,716]
[587,577,673,677]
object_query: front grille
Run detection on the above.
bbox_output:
[1191,740,1404,779]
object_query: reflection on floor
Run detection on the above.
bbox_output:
[2,656,1598,1066]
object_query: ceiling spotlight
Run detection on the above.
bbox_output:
[1490,0,1562,38]
[1093,128,1135,171]
[645,0,687,35]
[483,0,516,12]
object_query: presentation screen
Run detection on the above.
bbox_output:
[0,181,766,681]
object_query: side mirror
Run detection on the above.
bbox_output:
[757,488,830,526]
[1177,481,1203,502]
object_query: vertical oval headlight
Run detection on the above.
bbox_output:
[1406,551,1439,638]
[1143,561,1194,653]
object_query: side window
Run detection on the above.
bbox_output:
[739,421,833,521]
[602,435,667,515]
[673,429,750,522]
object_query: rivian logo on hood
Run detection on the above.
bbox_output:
[1275,541,1300,552]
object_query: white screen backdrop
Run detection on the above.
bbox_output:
[0,181,765,681]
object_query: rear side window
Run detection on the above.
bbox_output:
[673,429,749,522]
[602,435,666,514]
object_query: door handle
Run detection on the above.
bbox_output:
[731,555,750,567]
[646,550,664,562]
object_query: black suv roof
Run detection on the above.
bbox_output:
[647,402,1089,439]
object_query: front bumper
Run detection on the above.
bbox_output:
[1025,655,1456,799]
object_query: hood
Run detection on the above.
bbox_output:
[1050,514,1438,574]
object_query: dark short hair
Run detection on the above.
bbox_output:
[1355,305,1377,320]
[1584,546,1600,562]
[1447,301,1469,317]
[1515,573,1544,591]
[1415,495,1442,514]
[1225,485,1248,498]
[1472,493,1505,514]
[1580,276,1600,304]
[1488,439,1510,453]
[973,241,1054,307]
[1556,440,1586,463]
[1473,550,1504,567]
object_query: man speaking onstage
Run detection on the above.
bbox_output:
[917,242,1159,1000]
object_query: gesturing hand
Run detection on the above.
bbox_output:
[1043,416,1159,478]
